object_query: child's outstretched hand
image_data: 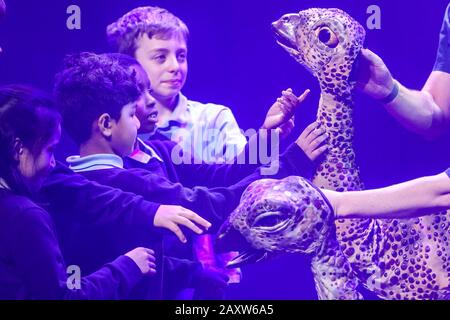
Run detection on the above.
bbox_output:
[154,205,212,243]
[296,121,329,161]
[125,247,157,275]
[262,88,310,139]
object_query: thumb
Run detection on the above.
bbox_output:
[297,89,311,103]
[361,48,384,66]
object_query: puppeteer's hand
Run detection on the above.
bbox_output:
[355,48,396,100]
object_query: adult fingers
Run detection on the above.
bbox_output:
[361,48,383,65]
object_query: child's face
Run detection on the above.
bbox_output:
[134,32,188,102]
[18,124,61,192]
[111,102,141,157]
[131,64,158,134]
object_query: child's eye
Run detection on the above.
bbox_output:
[154,55,166,63]
[177,53,187,62]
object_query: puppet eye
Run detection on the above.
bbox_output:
[316,26,339,48]
[253,213,285,228]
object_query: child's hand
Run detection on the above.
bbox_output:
[262,88,310,138]
[154,205,212,243]
[296,122,329,161]
[125,247,157,275]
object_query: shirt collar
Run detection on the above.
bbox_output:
[158,93,191,128]
[128,137,163,164]
[66,154,124,172]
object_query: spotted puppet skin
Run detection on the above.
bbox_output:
[218,8,450,300]
[222,176,361,299]
[274,8,450,299]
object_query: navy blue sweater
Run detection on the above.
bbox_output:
[41,163,161,234]
[94,142,313,231]
[39,141,313,298]
[0,189,142,299]
[41,163,201,299]
[128,136,304,189]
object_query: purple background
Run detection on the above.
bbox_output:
[0,0,449,299]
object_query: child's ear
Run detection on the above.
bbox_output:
[13,138,24,161]
[98,113,114,137]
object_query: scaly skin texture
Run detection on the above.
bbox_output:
[218,8,450,300]
[220,176,361,299]
[273,8,449,300]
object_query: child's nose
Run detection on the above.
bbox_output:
[167,56,180,72]
[146,92,156,105]
[134,116,141,129]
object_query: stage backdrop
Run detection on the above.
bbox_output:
[0,0,448,299]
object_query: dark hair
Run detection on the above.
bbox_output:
[0,85,61,195]
[102,53,150,92]
[103,53,140,69]
[54,52,141,146]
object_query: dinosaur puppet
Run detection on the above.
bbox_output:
[216,8,450,300]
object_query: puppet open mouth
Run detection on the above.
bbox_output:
[215,221,272,268]
[225,249,269,268]
[272,26,299,55]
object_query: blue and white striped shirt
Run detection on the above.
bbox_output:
[156,93,247,164]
